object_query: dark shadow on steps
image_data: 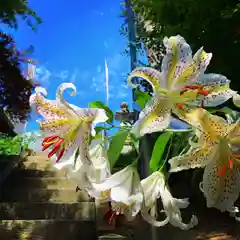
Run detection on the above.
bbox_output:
[0,153,98,240]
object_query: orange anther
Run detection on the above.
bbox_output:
[217,165,227,177]
[229,159,233,169]
[198,90,209,96]
[177,103,183,109]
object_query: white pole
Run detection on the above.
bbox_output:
[103,59,109,148]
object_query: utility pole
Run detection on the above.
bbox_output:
[125,0,138,108]
[124,1,158,240]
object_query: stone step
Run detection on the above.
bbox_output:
[5,177,77,189]
[0,220,98,240]
[1,188,91,202]
[0,202,95,220]
[11,168,66,178]
[21,159,56,171]
[98,234,128,240]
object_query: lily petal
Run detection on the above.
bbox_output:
[39,118,72,134]
[141,200,169,227]
[189,73,230,87]
[174,47,212,88]
[141,172,162,208]
[184,108,229,139]
[233,94,240,108]
[185,73,236,107]
[161,35,192,90]
[118,171,143,220]
[131,96,171,138]
[201,152,240,211]
[159,173,198,230]
[192,47,212,75]
[30,92,70,119]
[92,166,133,192]
[56,82,79,116]
[194,89,237,107]
[128,67,163,94]
[174,198,190,209]
[91,108,109,125]
[169,146,216,172]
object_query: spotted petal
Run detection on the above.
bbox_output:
[175,47,212,88]
[197,89,236,107]
[30,92,70,119]
[189,73,230,87]
[201,151,240,211]
[169,146,216,172]
[39,118,72,134]
[187,74,237,107]
[184,108,229,139]
[131,96,171,138]
[128,67,163,94]
[161,35,192,90]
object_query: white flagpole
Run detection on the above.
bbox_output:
[103,59,109,147]
[104,59,109,106]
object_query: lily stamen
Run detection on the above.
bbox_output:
[229,159,233,169]
[177,103,183,109]
[217,158,236,176]
[217,165,227,176]
[42,136,65,161]
[42,135,58,146]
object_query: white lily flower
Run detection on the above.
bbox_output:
[169,108,240,220]
[141,171,198,229]
[92,165,143,221]
[29,83,108,165]
[52,138,111,201]
[128,35,237,138]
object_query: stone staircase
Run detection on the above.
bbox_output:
[0,152,98,240]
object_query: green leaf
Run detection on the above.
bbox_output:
[107,130,129,168]
[94,126,111,135]
[149,132,173,172]
[130,133,139,154]
[208,107,233,115]
[88,101,114,123]
[135,90,151,109]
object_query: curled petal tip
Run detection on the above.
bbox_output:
[35,86,48,96]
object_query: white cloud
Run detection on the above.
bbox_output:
[103,41,109,49]
[89,53,131,102]
[97,65,102,73]
[55,70,69,81]
[31,54,131,106]
[70,68,79,83]
[35,66,51,85]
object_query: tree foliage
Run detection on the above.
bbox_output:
[0,0,42,30]
[121,0,240,92]
[0,33,34,122]
[0,0,42,123]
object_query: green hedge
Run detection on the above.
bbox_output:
[0,133,23,156]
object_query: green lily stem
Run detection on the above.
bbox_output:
[108,123,131,130]
[158,134,174,173]
[131,156,140,167]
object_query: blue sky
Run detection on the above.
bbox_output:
[3,0,138,131]
[2,0,189,133]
